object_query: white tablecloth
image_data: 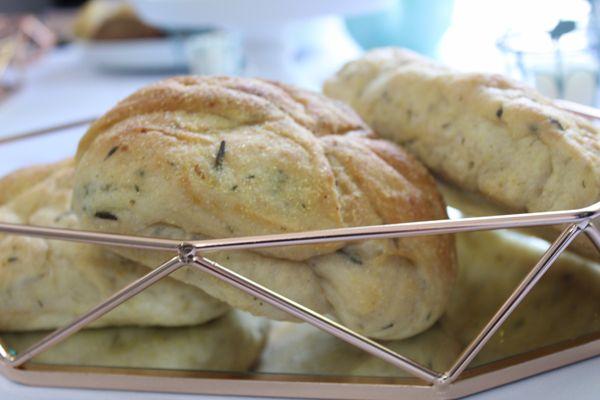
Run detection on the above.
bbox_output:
[0,46,598,400]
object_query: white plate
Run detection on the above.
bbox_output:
[129,0,393,31]
[79,37,187,72]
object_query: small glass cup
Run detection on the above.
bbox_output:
[497,28,599,106]
[184,30,244,76]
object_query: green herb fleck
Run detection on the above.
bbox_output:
[561,273,574,283]
[231,184,238,191]
[512,318,525,330]
[381,322,394,330]
[94,211,118,221]
[275,168,288,188]
[7,256,18,263]
[528,123,539,134]
[549,118,564,130]
[134,184,140,193]
[337,248,363,265]
[105,146,119,160]
[214,140,226,170]
[53,211,72,223]
[496,107,503,119]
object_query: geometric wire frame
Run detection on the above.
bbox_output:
[0,100,599,395]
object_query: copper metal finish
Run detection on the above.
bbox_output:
[555,98,600,120]
[440,223,585,385]
[0,99,599,398]
[0,116,96,145]
[191,256,440,383]
[585,222,600,249]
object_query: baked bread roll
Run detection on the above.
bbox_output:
[4,311,268,371]
[259,321,460,376]
[73,0,164,41]
[443,229,600,366]
[324,48,600,259]
[72,76,456,340]
[259,228,600,376]
[0,160,228,331]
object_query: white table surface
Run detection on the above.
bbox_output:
[0,46,598,400]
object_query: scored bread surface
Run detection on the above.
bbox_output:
[73,76,456,340]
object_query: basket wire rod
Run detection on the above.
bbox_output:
[437,223,584,386]
[189,204,599,253]
[0,116,96,145]
[190,255,441,384]
[584,221,600,251]
[0,222,181,252]
[3,256,184,368]
[0,103,597,380]
[1,203,597,254]
[554,99,600,120]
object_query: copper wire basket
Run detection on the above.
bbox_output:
[0,99,599,399]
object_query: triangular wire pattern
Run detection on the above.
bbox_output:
[0,207,598,387]
[0,112,598,388]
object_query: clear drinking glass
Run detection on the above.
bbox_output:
[498,28,599,106]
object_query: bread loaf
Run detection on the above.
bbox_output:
[73,76,456,340]
[324,48,600,259]
[0,160,228,331]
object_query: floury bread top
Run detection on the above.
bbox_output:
[72,76,456,340]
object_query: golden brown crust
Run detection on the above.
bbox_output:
[73,76,456,340]
[0,159,72,205]
[324,48,600,259]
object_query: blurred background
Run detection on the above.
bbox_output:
[1,0,599,135]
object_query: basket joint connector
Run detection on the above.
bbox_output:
[177,243,199,264]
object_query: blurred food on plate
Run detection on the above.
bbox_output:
[73,0,164,41]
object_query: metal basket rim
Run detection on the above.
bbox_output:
[0,100,598,393]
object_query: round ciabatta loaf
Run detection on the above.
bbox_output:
[73,76,456,340]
